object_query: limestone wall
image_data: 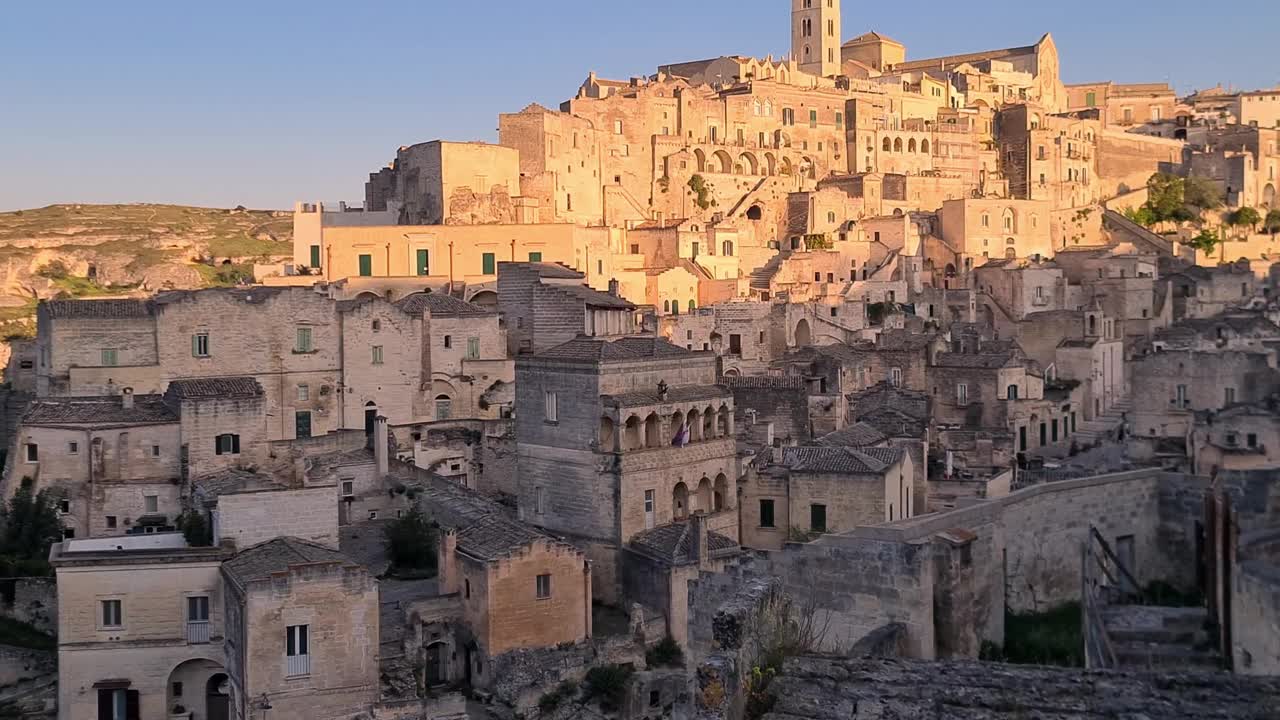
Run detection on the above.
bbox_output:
[1234,530,1280,675]
[215,485,338,551]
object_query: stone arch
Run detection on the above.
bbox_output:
[921,139,930,154]
[673,482,690,519]
[599,416,615,450]
[779,156,794,175]
[717,405,731,436]
[882,137,891,152]
[712,149,734,174]
[1265,183,1276,209]
[670,410,686,440]
[893,137,903,152]
[801,156,816,179]
[723,367,740,377]
[702,406,716,438]
[644,412,661,448]
[168,658,226,720]
[908,138,917,153]
[746,204,764,221]
[694,148,707,173]
[1005,247,1017,258]
[687,408,702,442]
[794,318,812,347]
[624,415,643,450]
[696,476,713,512]
[739,152,759,175]
[776,130,792,148]
[713,473,729,511]
[467,289,498,308]
[764,152,778,176]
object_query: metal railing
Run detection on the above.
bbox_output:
[186,620,210,644]
[286,653,311,678]
[1081,526,1142,669]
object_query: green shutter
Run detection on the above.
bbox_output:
[482,253,495,275]
[416,249,429,276]
[309,244,321,268]
[358,254,372,277]
[528,251,542,262]
[192,334,199,357]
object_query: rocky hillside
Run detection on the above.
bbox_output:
[0,204,294,343]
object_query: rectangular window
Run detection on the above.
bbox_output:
[151,445,160,457]
[545,391,558,422]
[144,495,158,514]
[729,334,742,355]
[101,599,123,628]
[101,348,118,367]
[24,443,37,463]
[957,383,969,406]
[644,489,654,513]
[1085,91,1096,108]
[297,384,309,402]
[443,335,452,349]
[310,244,322,269]
[890,367,903,387]
[106,515,117,529]
[341,480,354,497]
[482,253,496,275]
[358,254,373,277]
[192,333,210,358]
[535,486,545,514]
[759,499,775,528]
[1175,384,1188,408]
[1225,387,1236,405]
[286,624,310,677]
[58,499,70,514]
[416,249,429,276]
[68,441,79,454]
[810,504,827,533]
[536,573,552,599]
[1247,433,1258,448]
[809,109,818,128]
[371,345,384,365]
[835,111,843,128]
[187,596,209,622]
[295,411,312,439]
[466,337,480,360]
[435,397,451,420]
[295,327,313,353]
[528,251,542,262]
[215,434,241,456]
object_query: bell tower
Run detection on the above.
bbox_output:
[791,0,841,78]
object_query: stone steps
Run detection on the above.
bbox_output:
[1113,641,1223,670]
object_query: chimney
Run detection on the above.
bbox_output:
[375,415,390,477]
[690,512,710,570]
[438,528,459,594]
[121,387,134,410]
[609,278,620,297]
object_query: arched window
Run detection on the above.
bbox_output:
[688,300,696,311]
[1007,384,1019,400]
[663,300,670,313]
[908,138,917,153]
[882,137,891,152]
[921,139,930,154]
[434,395,452,420]
[753,99,762,116]
[893,138,903,152]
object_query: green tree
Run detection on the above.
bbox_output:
[1146,173,1185,223]
[687,175,712,210]
[1185,228,1221,256]
[1123,205,1157,227]
[176,510,213,547]
[1230,206,1262,232]
[1264,209,1280,235]
[384,507,437,572]
[1183,176,1224,211]
[0,483,63,577]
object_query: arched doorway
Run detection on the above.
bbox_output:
[1264,183,1276,209]
[746,205,764,221]
[696,477,712,512]
[673,482,690,519]
[794,319,812,347]
[206,672,230,720]
[713,473,729,511]
[364,401,378,437]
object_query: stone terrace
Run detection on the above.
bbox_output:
[764,655,1280,719]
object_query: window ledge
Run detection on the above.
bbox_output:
[291,349,319,355]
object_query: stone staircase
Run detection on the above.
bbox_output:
[748,253,787,293]
[1101,605,1223,671]
[1072,395,1133,446]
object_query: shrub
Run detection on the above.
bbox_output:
[35,260,70,280]
[176,510,213,547]
[384,507,437,572]
[0,485,63,577]
[584,664,633,711]
[645,635,684,668]
[538,680,578,713]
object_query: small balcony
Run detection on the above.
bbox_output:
[286,653,311,678]
[186,620,210,644]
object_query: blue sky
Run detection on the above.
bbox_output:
[2,0,1276,211]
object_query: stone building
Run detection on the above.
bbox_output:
[364,140,523,225]
[498,262,639,355]
[515,336,736,601]
[35,298,160,397]
[9,391,180,539]
[1189,398,1280,475]
[937,197,1053,268]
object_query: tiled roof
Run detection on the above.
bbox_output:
[933,351,1018,369]
[455,515,550,561]
[192,468,286,500]
[783,446,903,474]
[552,283,635,309]
[535,336,695,362]
[629,520,738,565]
[222,537,356,586]
[165,376,264,399]
[849,382,930,421]
[23,395,176,426]
[858,407,927,439]
[817,422,888,448]
[531,262,584,279]
[603,384,730,408]
[42,298,153,319]
[395,292,494,317]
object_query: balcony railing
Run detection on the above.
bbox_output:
[287,653,311,678]
[186,620,210,644]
